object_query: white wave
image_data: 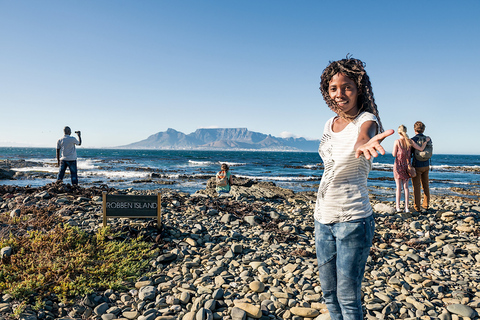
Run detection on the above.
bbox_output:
[219,161,247,167]
[82,170,151,179]
[187,160,247,167]
[25,157,56,164]
[154,172,318,182]
[303,164,321,169]
[77,157,103,163]
[465,165,480,169]
[431,165,454,170]
[433,180,474,186]
[14,159,97,172]
[373,163,394,169]
[235,174,319,182]
[160,173,213,179]
[77,159,97,170]
[188,160,214,166]
[429,186,454,192]
[13,166,58,173]
[431,164,480,171]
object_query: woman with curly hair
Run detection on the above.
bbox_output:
[314,56,394,320]
[393,125,429,213]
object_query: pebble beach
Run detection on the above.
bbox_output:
[1,176,480,320]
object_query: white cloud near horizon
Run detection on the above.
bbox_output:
[279,131,298,139]
[197,126,220,129]
[279,131,319,141]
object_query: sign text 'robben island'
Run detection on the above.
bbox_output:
[102,192,162,228]
[106,200,158,210]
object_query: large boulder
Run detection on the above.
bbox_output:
[0,168,15,180]
[198,176,306,201]
[205,176,255,189]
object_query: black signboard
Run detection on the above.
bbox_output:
[102,192,161,228]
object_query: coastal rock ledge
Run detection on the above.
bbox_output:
[0,182,480,320]
[0,169,15,180]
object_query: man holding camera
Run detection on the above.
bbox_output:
[56,126,82,185]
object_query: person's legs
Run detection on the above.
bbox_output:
[403,179,410,212]
[394,178,402,212]
[315,220,342,320]
[411,171,422,211]
[57,160,67,182]
[66,161,78,185]
[334,215,374,320]
[419,166,430,210]
[316,216,374,320]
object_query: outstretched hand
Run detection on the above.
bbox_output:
[355,129,394,160]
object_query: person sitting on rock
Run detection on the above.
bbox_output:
[216,163,233,194]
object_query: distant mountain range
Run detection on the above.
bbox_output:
[118,128,320,152]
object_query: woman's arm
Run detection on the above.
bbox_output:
[392,140,399,158]
[410,137,430,151]
[355,121,395,160]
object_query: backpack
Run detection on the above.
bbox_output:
[216,170,229,187]
[414,136,433,161]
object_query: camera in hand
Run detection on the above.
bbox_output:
[75,131,80,134]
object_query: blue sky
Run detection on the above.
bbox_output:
[1,1,479,154]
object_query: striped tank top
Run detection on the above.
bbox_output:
[314,112,377,224]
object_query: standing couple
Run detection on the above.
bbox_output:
[393,121,432,213]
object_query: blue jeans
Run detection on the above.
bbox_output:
[57,160,78,185]
[315,215,375,320]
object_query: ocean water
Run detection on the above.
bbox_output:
[1,147,479,201]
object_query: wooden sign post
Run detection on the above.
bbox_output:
[102,192,162,229]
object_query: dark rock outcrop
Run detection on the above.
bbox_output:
[0,169,15,180]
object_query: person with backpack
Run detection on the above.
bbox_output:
[393,125,430,213]
[411,121,433,212]
[216,163,233,194]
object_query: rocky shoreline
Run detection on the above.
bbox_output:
[0,178,480,320]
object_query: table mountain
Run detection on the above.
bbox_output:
[118,128,319,152]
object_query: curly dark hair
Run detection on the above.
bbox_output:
[320,56,384,133]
